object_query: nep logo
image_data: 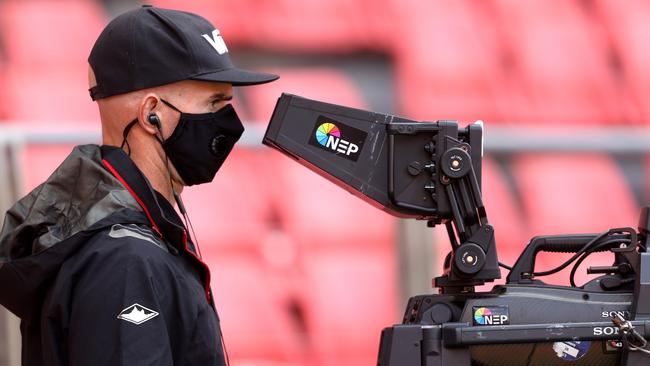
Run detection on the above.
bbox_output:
[308,116,367,162]
[473,306,510,325]
[315,123,359,156]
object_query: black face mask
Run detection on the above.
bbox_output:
[159,99,244,186]
[121,99,245,186]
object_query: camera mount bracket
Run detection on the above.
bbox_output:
[387,121,500,293]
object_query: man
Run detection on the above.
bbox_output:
[0,5,277,365]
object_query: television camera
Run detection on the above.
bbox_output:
[263,94,650,365]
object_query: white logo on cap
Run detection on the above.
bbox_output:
[202,29,229,55]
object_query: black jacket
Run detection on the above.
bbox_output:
[0,145,226,366]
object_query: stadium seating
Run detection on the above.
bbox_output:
[150,0,254,45]
[490,0,630,124]
[152,0,386,52]
[207,255,307,365]
[239,0,369,52]
[0,0,105,66]
[0,0,104,122]
[20,144,78,194]
[593,0,650,122]
[512,153,638,234]
[0,61,6,120]
[267,154,396,251]
[3,65,99,122]
[244,67,367,124]
[261,150,398,366]
[389,0,507,123]
[180,148,275,257]
[481,157,528,268]
[298,248,398,366]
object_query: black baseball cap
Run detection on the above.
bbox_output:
[88,5,278,100]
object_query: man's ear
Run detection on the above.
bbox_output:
[137,94,162,135]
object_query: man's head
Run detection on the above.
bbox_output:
[88,5,277,196]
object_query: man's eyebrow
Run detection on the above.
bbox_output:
[209,92,233,101]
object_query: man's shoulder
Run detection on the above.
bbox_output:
[106,224,169,253]
[78,223,174,267]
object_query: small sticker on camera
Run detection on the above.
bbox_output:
[552,341,590,361]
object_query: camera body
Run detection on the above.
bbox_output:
[381,283,633,365]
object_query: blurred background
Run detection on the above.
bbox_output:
[0,0,649,365]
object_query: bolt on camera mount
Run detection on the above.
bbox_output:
[263,93,650,366]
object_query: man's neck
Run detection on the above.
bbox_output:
[117,143,182,206]
[132,153,178,206]
[102,126,181,207]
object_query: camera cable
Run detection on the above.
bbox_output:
[532,231,612,277]
[569,238,632,287]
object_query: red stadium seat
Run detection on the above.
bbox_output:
[299,248,398,366]
[21,144,78,194]
[389,0,508,123]
[207,255,307,365]
[0,61,7,120]
[265,153,395,251]
[242,0,369,52]
[593,0,650,122]
[511,153,639,285]
[181,148,275,257]
[481,157,528,269]
[258,154,397,365]
[0,0,105,66]
[154,0,379,52]
[0,0,102,122]
[512,154,638,234]
[149,0,254,45]
[15,121,99,194]
[491,0,631,124]
[4,65,99,122]
[245,67,367,124]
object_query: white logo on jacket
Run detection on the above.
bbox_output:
[202,29,229,55]
[117,303,159,325]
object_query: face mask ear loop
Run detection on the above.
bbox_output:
[160,98,182,113]
[154,115,203,258]
[182,201,204,259]
[155,121,179,207]
[167,154,204,259]
[120,119,138,156]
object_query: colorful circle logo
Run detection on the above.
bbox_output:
[474,307,492,325]
[315,123,341,146]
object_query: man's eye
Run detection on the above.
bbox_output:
[210,100,225,110]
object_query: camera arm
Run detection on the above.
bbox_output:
[387,121,500,293]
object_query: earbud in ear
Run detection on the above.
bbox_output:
[148,114,161,129]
